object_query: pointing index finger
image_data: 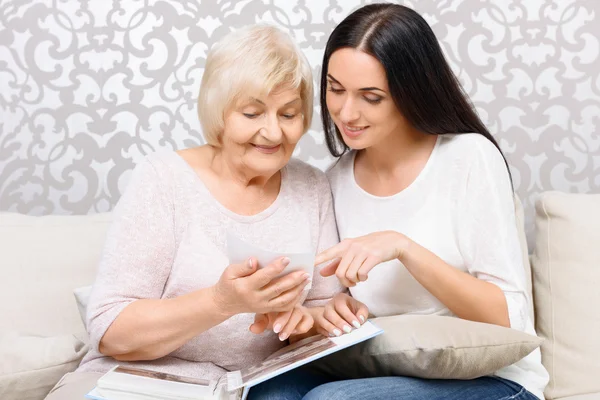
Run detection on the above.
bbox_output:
[315,243,344,266]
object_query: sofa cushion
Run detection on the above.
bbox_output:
[514,195,534,321]
[0,332,88,400]
[0,213,112,336]
[531,192,600,399]
[311,315,542,380]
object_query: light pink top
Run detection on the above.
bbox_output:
[78,151,342,380]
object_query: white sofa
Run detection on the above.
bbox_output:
[0,192,598,400]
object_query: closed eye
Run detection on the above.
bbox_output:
[327,80,344,94]
[364,96,383,105]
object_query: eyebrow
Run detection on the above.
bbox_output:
[249,97,301,106]
[327,74,387,94]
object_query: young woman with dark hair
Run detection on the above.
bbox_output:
[249,3,548,400]
[310,3,548,400]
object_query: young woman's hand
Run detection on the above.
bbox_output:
[314,293,369,337]
[212,257,311,316]
[316,231,409,287]
[249,306,314,341]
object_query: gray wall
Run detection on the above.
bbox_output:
[1,0,599,245]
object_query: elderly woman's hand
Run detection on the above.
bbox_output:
[249,305,314,341]
[212,257,311,317]
[314,293,369,337]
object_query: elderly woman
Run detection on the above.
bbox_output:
[44,25,342,399]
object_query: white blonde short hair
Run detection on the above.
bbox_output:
[198,25,314,146]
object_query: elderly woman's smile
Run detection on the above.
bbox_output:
[252,144,281,154]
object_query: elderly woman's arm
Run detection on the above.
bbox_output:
[98,287,228,361]
[100,258,307,361]
[88,157,222,361]
[85,157,181,360]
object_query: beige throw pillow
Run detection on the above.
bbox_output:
[0,332,88,400]
[311,315,542,380]
[531,192,600,399]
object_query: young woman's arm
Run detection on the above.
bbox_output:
[318,139,528,329]
[398,238,511,327]
[319,230,513,328]
[445,138,528,329]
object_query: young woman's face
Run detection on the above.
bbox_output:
[326,48,408,150]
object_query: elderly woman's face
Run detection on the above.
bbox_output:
[221,86,304,175]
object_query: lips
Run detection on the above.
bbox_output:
[341,124,368,139]
[252,144,281,154]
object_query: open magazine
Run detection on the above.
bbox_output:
[85,321,383,400]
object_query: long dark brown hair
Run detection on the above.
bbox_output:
[320,3,512,183]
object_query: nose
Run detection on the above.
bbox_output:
[339,96,360,124]
[260,113,283,142]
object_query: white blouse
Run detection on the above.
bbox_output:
[327,133,549,400]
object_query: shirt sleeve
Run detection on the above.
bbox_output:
[86,157,176,350]
[303,172,345,308]
[457,138,529,331]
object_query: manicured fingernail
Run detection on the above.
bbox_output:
[247,258,253,268]
[279,333,288,341]
[303,273,311,280]
[352,320,361,329]
[333,329,342,337]
[359,315,365,323]
[273,324,282,333]
[281,257,290,266]
[329,332,335,337]
[343,325,352,334]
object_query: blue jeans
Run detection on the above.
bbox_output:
[247,368,539,400]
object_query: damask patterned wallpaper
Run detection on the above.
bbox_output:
[1,0,599,244]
